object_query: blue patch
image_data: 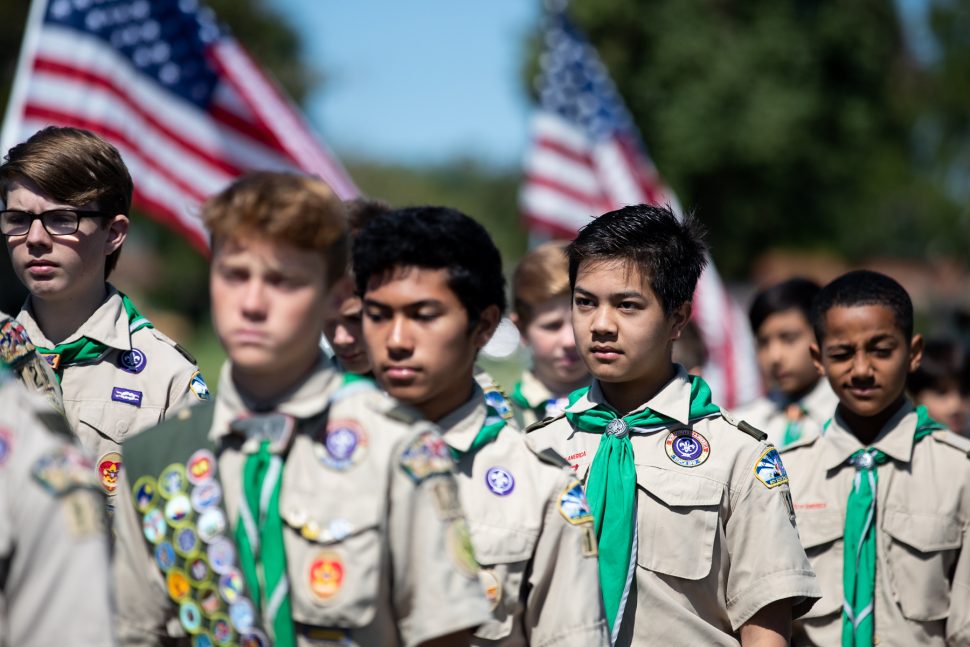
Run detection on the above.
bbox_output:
[484,466,515,496]
[189,371,210,401]
[229,599,255,632]
[754,448,790,489]
[155,541,176,572]
[484,388,513,420]
[118,348,147,373]
[178,600,203,634]
[325,426,359,463]
[558,481,594,525]
[111,386,143,407]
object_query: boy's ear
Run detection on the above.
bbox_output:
[669,302,692,341]
[104,214,129,255]
[810,342,824,375]
[509,311,524,335]
[908,333,924,374]
[473,304,502,349]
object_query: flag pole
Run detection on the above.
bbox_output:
[1,0,48,155]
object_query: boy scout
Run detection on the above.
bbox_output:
[908,337,970,436]
[527,205,820,645]
[734,278,838,448]
[1,310,64,414]
[781,270,970,646]
[508,241,589,428]
[355,206,610,646]
[0,362,114,646]
[112,173,490,646]
[0,126,206,497]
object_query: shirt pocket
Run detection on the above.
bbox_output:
[634,465,723,580]
[796,508,844,618]
[468,521,538,641]
[881,509,962,621]
[77,400,163,446]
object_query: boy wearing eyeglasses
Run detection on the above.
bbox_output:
[0,126,206,500]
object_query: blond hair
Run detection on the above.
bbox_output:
[512,241,571,324]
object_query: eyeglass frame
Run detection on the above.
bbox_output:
[0,208,113,237]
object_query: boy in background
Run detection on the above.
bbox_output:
[908,337,970,436]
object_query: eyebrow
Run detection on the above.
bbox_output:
[363,297,442,309]
[574,287,646,300]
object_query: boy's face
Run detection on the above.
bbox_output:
[914,379,970,435]
[4,178,126,303]
[812,304,923,420]
[362,266,498,422]
[572,259,689,389]
[755,308,821,397]
[519,294,587,390]
[322,275,369,374]
[211,235,329,382]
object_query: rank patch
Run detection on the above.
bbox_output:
[308,551,345,602]
[664,429,711,467]
[558,481,593,525]
[98,452,122,494]
[189,371,210,401]
[485,466,515,496]
[111,386,143,407]
[754,447,790,489]
[400,431,453,483]
[118,348,147,374]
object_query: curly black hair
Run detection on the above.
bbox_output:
[811,270,913,342]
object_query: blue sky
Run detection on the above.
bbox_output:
[273,1,540,167]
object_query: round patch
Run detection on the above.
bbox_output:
[328,518,352,542]
[142,508,168,544]
[239,630,269,647]
[188,557,210,584]
[318,421,367,470]
[308,551,344,602]
[174,527,200,558]
[664,429,711,467]
[479,569,502,610]
[118,348,147,373]
[193,634,214,647]
[191,480,222,513]
[484,466,515,496]
[97,452,122,494]
[447,520,478,578]
[187,449,216,485]
[207,538,236,575]
[0,428,11,465]
[229,598,255,632]
[218,568,244,604]
[159,463,188,499]
[197,508,227,544]
[179,600,203,634]
[167,568,191,603]
[165,494,193,527]
[155,541,177,573]
[211,615,234,645]
[132,476,158,513]
[198,583,221,616]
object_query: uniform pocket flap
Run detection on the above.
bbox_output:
[797,508,844,549]
[882,509,962,552]
[469,520,537,564]
[635,465,723,507]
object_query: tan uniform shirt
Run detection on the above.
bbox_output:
[527,367,821,645]
[438,385,610,646]
[0,311,65,415]
[113,358,491,646]
[17,286,205,496]
[0,376,114,646]
[781,401,970,646]
[732,378,838,449]
[511,370,573,430]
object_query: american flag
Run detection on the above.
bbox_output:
[520,9,760,408]
[1,0,357,252]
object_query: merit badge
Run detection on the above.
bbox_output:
[558,481,594,525]
[197,508,227,544]
[155,541,177,573]
[97,452,122,494]
[484,466,515,496]
[664,429,711,467]
[207,538,236,575]
[447,519,478,578]
[0,428,11,465]
[189,371,210,401]
[159,463,188,499]
[175,527,200,558]
[111,386,143,408]
[165,494,193,527]
[194,633,214,647]
[318,420,367,470]
[308,551,345,602]
[218,568,244,604]
[211,616,234,645]
[199,584,221,616]
[189,557,210,584]
[754,448,790,489]
[187,449,216,485]
[484,388,513,420]
[118,348,147,374]
[167,568,191,603]
[143,508,168,544]
[239,630,270,647]
[191,480,222,513]
[179,600,203,634]
[399,431,453,483]
[229,598,255,632]
[133,476,158,513]
[479,569,502,611]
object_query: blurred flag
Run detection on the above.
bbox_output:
[520,9,760,407]
[1,0,357,252]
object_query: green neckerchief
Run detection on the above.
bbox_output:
[33,292,152,380]
[510,380,545,420]
[840,405,943,647]
[565,375,721,637]
[782,402,807,447]
[449,400,507,461]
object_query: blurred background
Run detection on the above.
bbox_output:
[1,0,968,393]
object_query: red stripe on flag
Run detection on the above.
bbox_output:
[534,136,594,167]
[523,172,605,209]
[132,190,208,256]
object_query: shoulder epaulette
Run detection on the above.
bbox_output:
[367,394,423,425]
[524,438,571,468]
[778,432,819,453]
[524,412,566,434]
[930,429,970,458]
[719,407,769,442]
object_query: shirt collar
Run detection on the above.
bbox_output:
[801,379,839,426]
[519,369,553,407]
[819,400,918,470]
[19,285,131,350]
[436,383,488,453]
[564,365,693,426]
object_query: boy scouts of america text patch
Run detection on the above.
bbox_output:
[754,448,790,488]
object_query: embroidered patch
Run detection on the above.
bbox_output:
[211,616,233,644]
[0,318,33,366]
[239,629,269,646]
[581,524,598,557]
[178,600,203,634]
[132,476,158,513]
[97,451,122,494]
[197,508,227,544]
[484,388,514,420]
[174,526,200,558]
[431,479,463,520]
[485,466,515,496]
[0,428,12,465]
[111,386,143,407]
[142,508,167,544]
[218,568,244,605]
[167,568,191,603]
[155,541,176,573]
[189,371,210,401]
[39,352,60,370]
[186,449,216,485]
[188,557,210,584]
[664,429,711,467]
[479,569,502,611]
[399,431,453,483]
[158,463,188,499]
[207,538,236,575]
[31,446,97,495]
[191,480,222,513]
[754,447,790,489]
[447,519,479,578]
[164,494,193,527]
[558,481,594,525]
[317,420,367,470]
[229,598,255,632]
[308,551,345,602]
[118,348,147,373]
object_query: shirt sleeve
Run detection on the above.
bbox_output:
[945,488,970,644]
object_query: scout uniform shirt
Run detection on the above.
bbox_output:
[733,378,838,449]
[112,357,491,646]
[527,366,821,646]
[437,383,611,647]
[781,401,970,646]
[509,369,574,430]
[0,311,65,416]
[0,371,114,646]
[17,285,207,496]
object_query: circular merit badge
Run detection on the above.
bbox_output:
[664,429,711,467]
[159,463,188,499]
[118,348,147,373]
[143,508,168,545]
[155,541,177,573]
[98,452,122,494]
[179,600,203,634]
[165,494,193,527]
[167,568,191,603]
[308,551,345,602]
[187,449,216,485]
[133,476,158,513]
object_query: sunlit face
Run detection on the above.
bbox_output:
[572,259,688,389]
[362,266,498,422]
[323,275,369,374]
[755,308,821,397]
[210,236,329,383]
[519,294,588,392]
[813,305,922,419]
[4,178,126,302]
[914,379,970,435]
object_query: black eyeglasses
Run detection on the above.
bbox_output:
[0,209,111,237]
